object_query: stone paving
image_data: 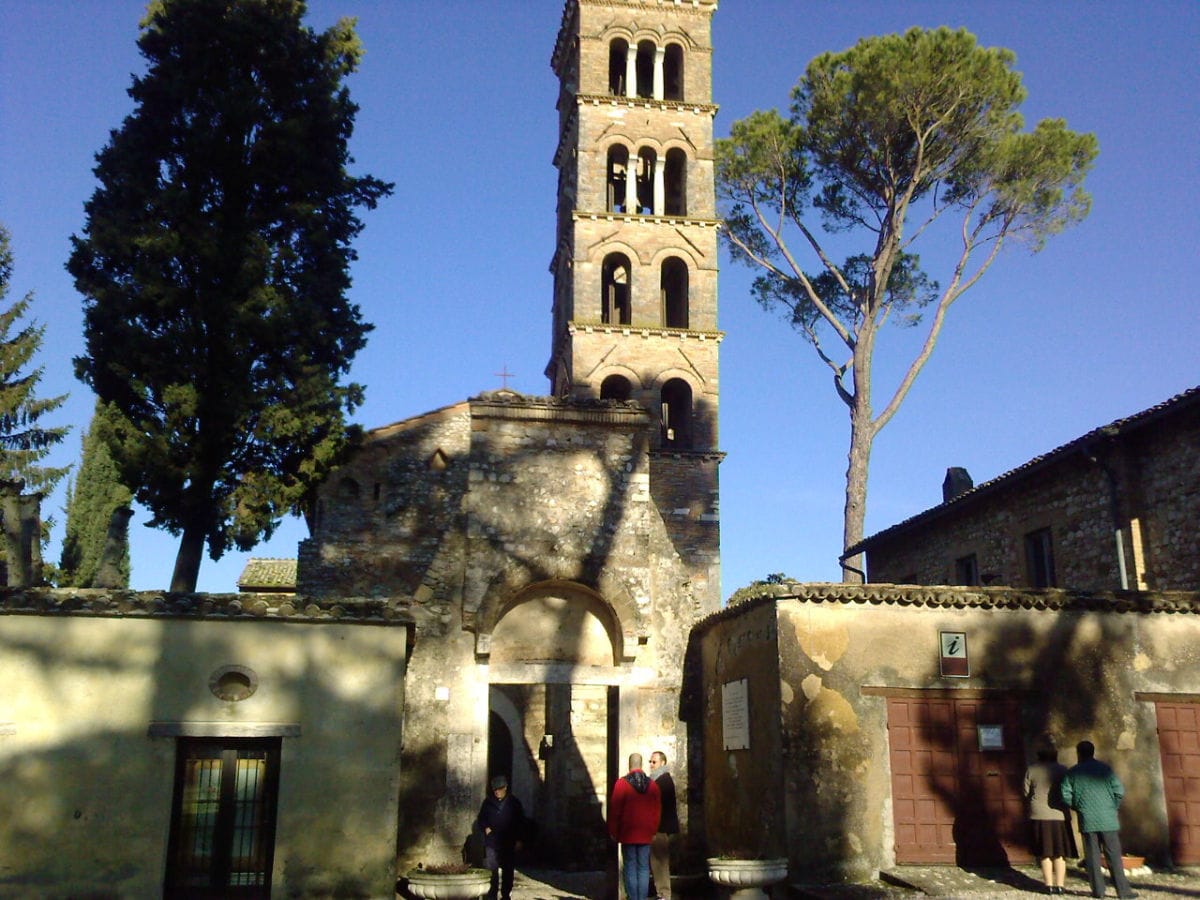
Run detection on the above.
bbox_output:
[498,865,1200,899]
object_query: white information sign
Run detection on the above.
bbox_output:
[722,678,750,751]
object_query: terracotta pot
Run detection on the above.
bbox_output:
[404,868,492,900]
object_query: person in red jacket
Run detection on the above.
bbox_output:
[608,752,661,900]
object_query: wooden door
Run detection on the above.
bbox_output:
[888,695,1031,866]
[1156,701,1200,864]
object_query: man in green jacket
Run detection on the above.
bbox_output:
[1060,740,1137,899]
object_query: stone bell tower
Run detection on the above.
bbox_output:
[548,0,722,608]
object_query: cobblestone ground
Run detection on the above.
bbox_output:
[499,865,1200,899]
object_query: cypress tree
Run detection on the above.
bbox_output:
[60,402,133,587]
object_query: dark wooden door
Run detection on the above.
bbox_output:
[1156,701,1200,864]
[888,695,1031,865]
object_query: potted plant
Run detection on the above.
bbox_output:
[402,862,493,900]
[706,851,788,899]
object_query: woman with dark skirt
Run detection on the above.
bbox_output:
[1025,744,1077,895]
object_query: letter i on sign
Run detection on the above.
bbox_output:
[939,631,969,677]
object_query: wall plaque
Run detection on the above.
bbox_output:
[722,678,750,750]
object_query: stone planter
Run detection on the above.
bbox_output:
[403,868,492,900]
[706,857,788,899]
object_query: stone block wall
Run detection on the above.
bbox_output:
[864,398,1200,592]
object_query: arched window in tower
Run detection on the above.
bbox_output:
[606,145,630,213]
[635,40,656,98]
[608,39,629,95]
[601,254,632,325]
[636,148,657,215]
[663,43,684,100]
[600,374,633,401]
[661,258,689,329]
[664,148,687,216]
[660,379,693,449]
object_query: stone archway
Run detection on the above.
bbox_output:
[484,583,627,870]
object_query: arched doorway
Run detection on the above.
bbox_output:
[484,585,626,870]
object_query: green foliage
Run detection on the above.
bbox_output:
[0,225,69,495]
[68,0,392,590]
[715,27,1097,565]
[59,402,134,588]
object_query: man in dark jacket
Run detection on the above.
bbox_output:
[1060,741,1138,900]
[608,753,661,900]
[475,775,525,900]
[648,750,679,900]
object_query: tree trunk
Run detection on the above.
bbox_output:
[170,522,206,592]
[841,404,873,584]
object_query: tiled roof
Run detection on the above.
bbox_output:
[852,385,1200,553]
[704,582,1200,632]
[236,558,297,592]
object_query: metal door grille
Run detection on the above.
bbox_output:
[165,738,280,898]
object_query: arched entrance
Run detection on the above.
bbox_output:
[483,584,627,870]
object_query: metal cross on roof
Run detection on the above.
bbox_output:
[494,366,514,389]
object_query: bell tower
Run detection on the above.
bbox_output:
[548,0,721,449]
[549,0,722,610]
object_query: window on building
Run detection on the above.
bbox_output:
[1024,528,1056,588]
[661,258,689,328]
[660,379,693,448]
[601,254,632,325]
[664,148,687,216]
[608,39,628,95]
[600,374,632,400]
[635,40,656,98]
[606,145,630,213]
[663,43,684,100]
[164,738,281,898]
[954,553,980,586]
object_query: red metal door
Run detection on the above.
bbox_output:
[1156,701,1200,864]
[888,695,1031,865]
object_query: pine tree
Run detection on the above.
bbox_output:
[0,225,71,583]
[60,402,133,587]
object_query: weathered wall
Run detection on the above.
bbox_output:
[865,395,1200,591]
[696,584,1200,882]
[299,391,718,873]
[0,590,407,899]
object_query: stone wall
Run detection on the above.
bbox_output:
[865,396,1200,591]
[694,583,1200,882]
[298,391,719,873]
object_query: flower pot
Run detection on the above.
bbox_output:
[706,857,788,899]
[404,868,493,900]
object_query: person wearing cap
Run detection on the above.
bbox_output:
[475,775,526,900]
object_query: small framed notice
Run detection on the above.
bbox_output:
[722,678,750,751]
[978,724,1005,751]
[939,631,969,677]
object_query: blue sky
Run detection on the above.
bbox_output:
[1,1,1197,597]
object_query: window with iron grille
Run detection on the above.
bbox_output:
[164,738,281,899]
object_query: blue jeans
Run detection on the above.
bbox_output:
[621,843,651,900]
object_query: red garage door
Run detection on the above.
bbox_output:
[888,695,1031,866]
[1155,701,1200,865]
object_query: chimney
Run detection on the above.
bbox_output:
[943,467,974,503]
